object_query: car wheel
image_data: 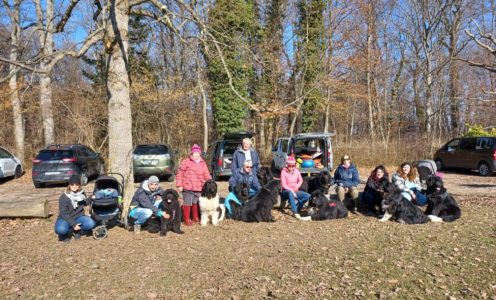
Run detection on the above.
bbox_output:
[14,165,22,179]
[33,182,44,188]
[167,174,175,182]
[80,171,89,186]
[478,162,491,177]
[435,159,443,171]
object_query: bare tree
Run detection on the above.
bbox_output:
[4,0,25,162]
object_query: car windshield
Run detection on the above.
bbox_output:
[36,150,74,160]
[134,145,169,155]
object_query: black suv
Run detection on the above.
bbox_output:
[32,144,104,187]
[206,132,255,180]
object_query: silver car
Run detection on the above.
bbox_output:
[0,146,23,179]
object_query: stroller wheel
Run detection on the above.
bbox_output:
[93,225,108,240]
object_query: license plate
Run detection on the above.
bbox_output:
[45,171,60,175]
[142,160,158,166]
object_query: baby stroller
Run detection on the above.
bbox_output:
[90,173,124,240]
[413,160,438,188]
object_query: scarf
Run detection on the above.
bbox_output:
[65,190,86,209]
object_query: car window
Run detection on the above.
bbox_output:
[476,138,493,150]
[281,140,289,153]
[83,147,97,156]
[134,145,168,155]
[36,150,74,160]
[459,139,476,150]
[445,139,460,150]
[222,142,238,156]
[0,148,11,158]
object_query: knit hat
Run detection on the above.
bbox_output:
[68,174,81,185]
[148,175,160,184]
[286,156,296,165]
[191,144,202,154]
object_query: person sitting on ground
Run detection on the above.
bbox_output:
[129,175,170,234]
[54,175,96,242]
[231,137,261,175]
[391,162,427,206]
[176,144,212,226]
[362,165,389,217]
[224,160,261,217]
[280,156,310,218]
[334,154,360,212]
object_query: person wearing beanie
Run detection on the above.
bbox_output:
[176,144,212,226]
[231,137,261,175]
[280,156,310,218]
[129,175,170,234]
[54,174,96,242]
[334,154,360,212]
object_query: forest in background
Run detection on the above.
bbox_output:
[0,0,495,171]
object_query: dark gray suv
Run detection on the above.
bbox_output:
[434,136,496,176]
[32,144,104,187]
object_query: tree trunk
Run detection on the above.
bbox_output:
[106,0,135,218]
[9,0,24,163]
[36,0,55,146]
[39,72,55,146]
[198,69,209,151]
[366,2,375,138]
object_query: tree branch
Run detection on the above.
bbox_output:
[55,0,80,33]
[0,57,45,73]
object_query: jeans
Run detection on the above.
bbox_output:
[129,200,162,225]
[281,190,310,213]
[402,188,427,206]
[54,216,96,238]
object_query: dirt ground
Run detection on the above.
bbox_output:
[0,169,495,299]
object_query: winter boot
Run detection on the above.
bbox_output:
[134,224,141,234]
[182,205,193,226]
[192,203,200,223]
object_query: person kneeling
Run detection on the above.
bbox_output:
[54,175,96,243]
[129,176,170,234]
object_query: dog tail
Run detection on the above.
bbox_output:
[427,215,443,223]
[218,204,226,222]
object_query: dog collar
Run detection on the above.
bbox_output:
[328,202,336,207]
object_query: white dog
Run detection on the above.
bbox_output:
[198,180,225,226]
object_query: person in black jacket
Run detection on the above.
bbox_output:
[361,165,389,217]
[129,176,170,234]
[54,175,96,242]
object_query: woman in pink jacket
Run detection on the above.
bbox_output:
[280,156,310,218]
[176,144,212,225]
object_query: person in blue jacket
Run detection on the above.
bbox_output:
[231,138,261,175]
[334,154,360,212]
[224,160,261,217]
[129,176,170,234]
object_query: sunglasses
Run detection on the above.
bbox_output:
[245,166,252,169]
[343,158,350,161]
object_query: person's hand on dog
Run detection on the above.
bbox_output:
[74,224,81,231]
[161,211,170,219]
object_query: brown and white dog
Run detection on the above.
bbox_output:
[198,180,225,226]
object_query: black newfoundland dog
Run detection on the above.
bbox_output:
[241,187,278,222]
[229,182,250,220]
[147,189,184,236]
[298,191,348,221]
[424,176,461,222]
[257,167,275,186]
[379,183,442,224]
[306,171,334,194]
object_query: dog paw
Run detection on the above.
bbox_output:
[379,217,388,222]
[428,215,443,223]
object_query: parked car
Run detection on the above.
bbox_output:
[272,132,335,176]
[133,144,175,182]
[207,132,256,180]
[0,146,23,179]
[434,136,496,176]
[32,144,104,188]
